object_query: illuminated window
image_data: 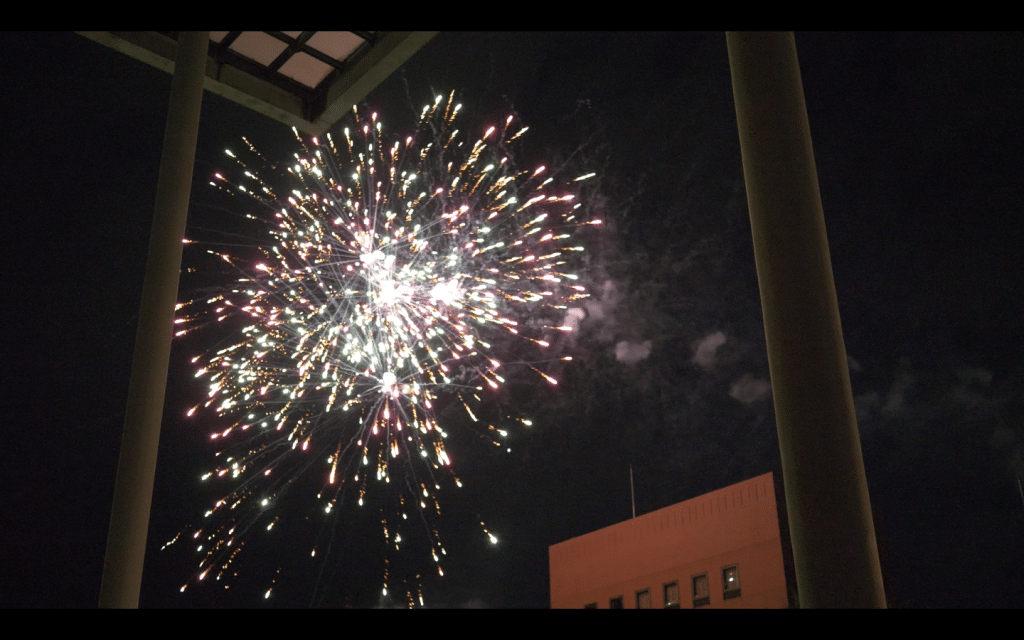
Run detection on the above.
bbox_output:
[664,581,680,608]
[692,573,710,608]
[583,602,598,609]
[636,588,652,609]
[723,565,741,600]
[609,595,623,609]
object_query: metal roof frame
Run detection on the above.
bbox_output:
[77,31,437,135]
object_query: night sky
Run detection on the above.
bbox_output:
[2,32,1023,608]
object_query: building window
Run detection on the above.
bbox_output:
[723,565,741,600]
[692,573,710,608]
[583,602,598,609]
[664,581,680,608]
[636,588,652,609]
[609,595,623,609]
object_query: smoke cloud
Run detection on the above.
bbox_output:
[586,280,623,343]
[615,340,652,365]
[692,331,726,368]
[881,368,915,418]
[561,307,586,333]
[729,373,771,403]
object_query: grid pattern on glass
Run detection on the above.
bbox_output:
[637,588,652,609]
[664,582,680,608]
[692,573,710,607]
[723,565,741,600]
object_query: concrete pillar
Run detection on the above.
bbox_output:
[726,31,886,608]
[99,31,209,609]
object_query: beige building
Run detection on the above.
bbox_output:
[549,472,795,608]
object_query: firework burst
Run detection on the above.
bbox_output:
[169,93,600,604]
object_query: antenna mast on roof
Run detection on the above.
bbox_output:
[626,464,634,520]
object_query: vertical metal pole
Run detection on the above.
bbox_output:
[99,31,209,609]
[630,465,636,519]
[726,31,886,608]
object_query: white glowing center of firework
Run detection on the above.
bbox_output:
[429,279,461,305]
[381,371,397,391]
[360,250,412,306]
[360,250,385,264]
[378,280,411,305]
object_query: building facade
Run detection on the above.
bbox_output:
[549,472,794,608]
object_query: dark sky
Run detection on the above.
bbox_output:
[2,31,1023,608]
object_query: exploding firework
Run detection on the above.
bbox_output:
[168,93,600,604]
